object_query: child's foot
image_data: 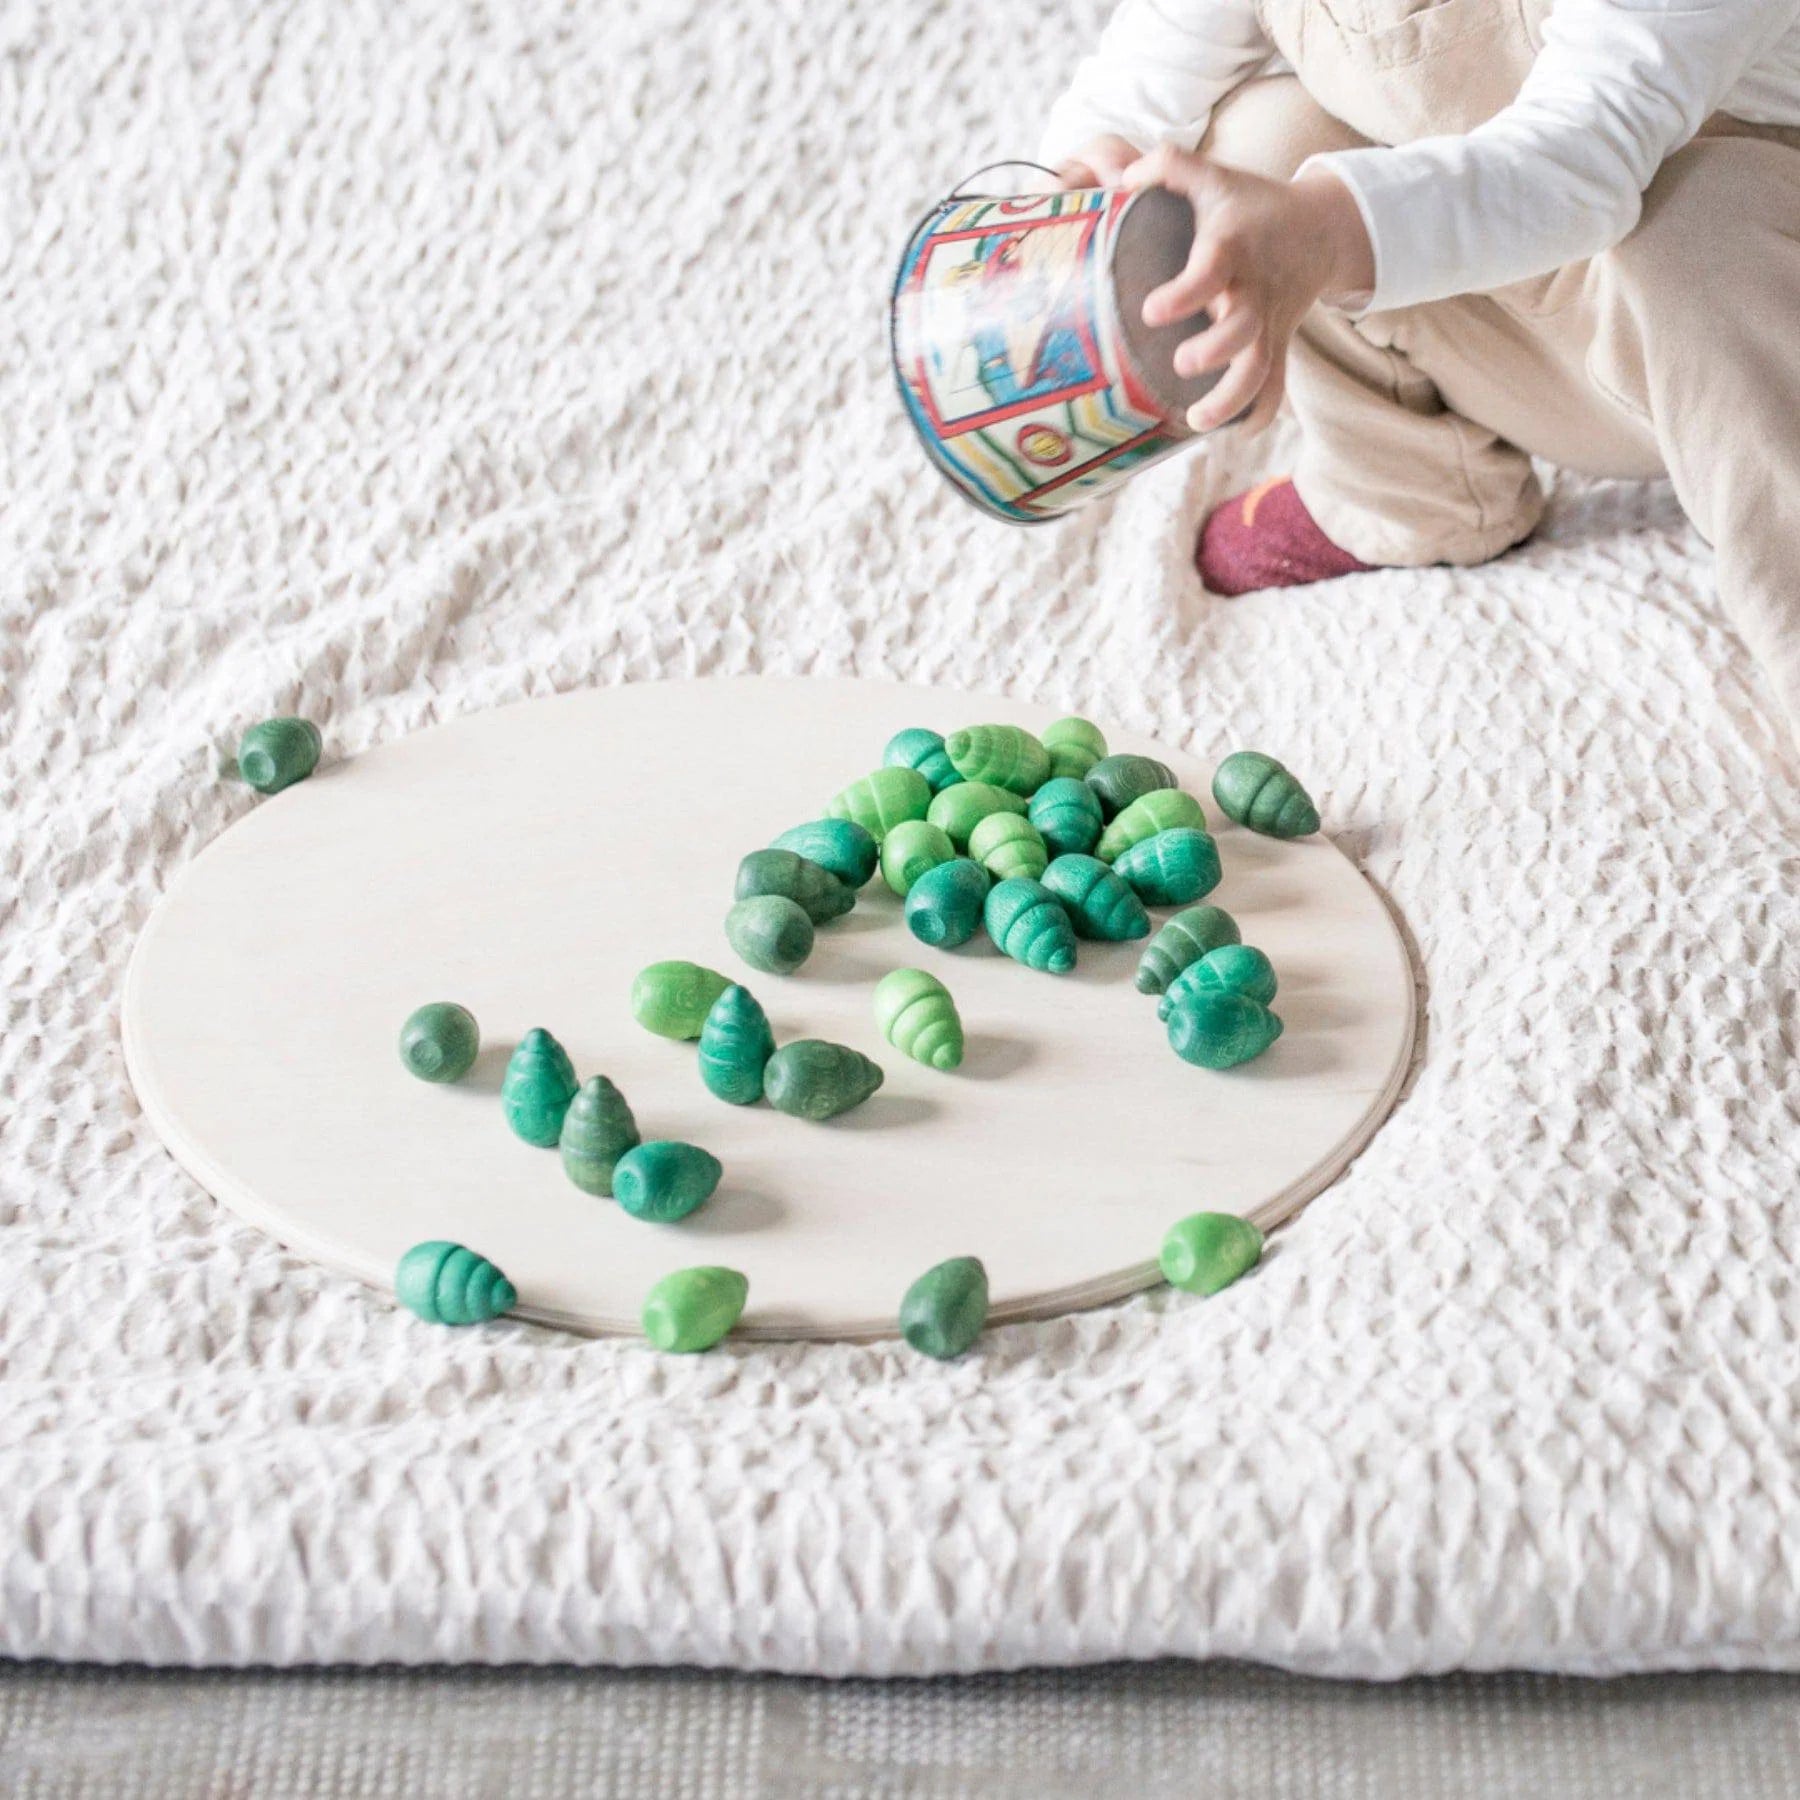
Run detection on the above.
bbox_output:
[1197,477,1373,596]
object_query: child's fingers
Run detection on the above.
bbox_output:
[1172,303,1257,379]
[1184,342,1270,433]
[1142,244,1229,328]
[1239,346,1288,435]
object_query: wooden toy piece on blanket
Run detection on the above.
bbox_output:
[631,961,732,1041]
[828,767,933,841]
[1085,752,1177,819]
[1158,944,1278,1019]
[734,848,855,923]
[1166,990,1283,1069]
[873,968,964,1071]
[559,1075,641,1195]
[1212,750,1321,838]
[944,723,1051,795]
[764,1039,885,1120]
[1040,855,1150,942]
[1040,716,1107,782]
[1094,788,1207,862]
[726,895,815,975]
[395,1240,516,1325]
[238,717,322,795]
[641,1265,749,1353]
[613,1140,724,1222]
[501,1027,579,1146]
[883,726,963,793]
[398,1002,480,1083]
[1159,1212,1264,1295]
[899,1256,989,1359]
[983,878,1078,974]
[928,780,1029,849]
[903,857,991,948]
[770,818,880,890]
[697,985,776,1105]
[1113,827,1221,907]
[1028,777,1104,857]
[1135,905,1241,995]
[969,811,1049,884]
[880,819,957,897]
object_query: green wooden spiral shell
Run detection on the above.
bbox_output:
[1094,788,1208,862]
[560,1075,641,1195]
[1040,716,1108,782]
[698,985,775,1105]
[1085,753,1178,819]
[1157,944,1278,1021]
[764,1039,885,1120]
[398,1002,480,1083]
[903,857,991,949]
[969,811,1048,883]
[1211,750,1321,838]
[927,780,1029,849]
[725,894,815,975]
[827,767,932,841]
[880,819,956,897]
[501,1027,579,1146]
[770,818,880,890]
[1134,906,1241,995]
[943,724,1051,796]
[1028,777,1104,857]
[632,961,732,1040]
[613,1140,724,1222]
[1112,828,1221,907]
[983,878,1078,974]
[873,967,964,1071]
[883,726,963,793]
[237,717,322,795]
[395,1240,516,1326]
[1166,991,1284,1069]
[1159,1212,1264,1295]
[734,848,854,924]
[641,1265,748,1353]
[899,1256,989,1359]
[1040,855,1151,942]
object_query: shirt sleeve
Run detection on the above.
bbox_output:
[1038,0,1275,170]
[1298,0,1800,314]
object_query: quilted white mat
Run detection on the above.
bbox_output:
[4,0,1799,1677]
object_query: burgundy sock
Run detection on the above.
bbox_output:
[1196,477,1375,597]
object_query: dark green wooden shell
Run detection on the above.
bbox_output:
[238,717,321,795]
[632,961,732,1040]
[698,985,776,1105]
[969,811,1048,883]
[873,967,964,1071]
[770,818,880,889]
[828,767,932,841]
[1157,944,1278,1021]
[398,1002,480,1083]
[501,1027,579,1146]
[641,1265,749,1352]
[1211,750,1321,838]
[927,780,1029,849]
[395,1240,516,1325]
[899,1256,989,1359]
[1040,716,1108,782]
[880,819,956,896]
[1159,1212,1264,1295]
[1112,828,1221,907]
[560,1075,641,1194]
[1085,753,1177,819]
[1166,991,1284,1069]
[725,895,815,975]
[1028,777,1104,857]
[1094,788,1207,862]
[613,1140,724,1222]
[734,848,854,923]
[983,878,1078,974]
[943,724,1051,795]
[764,1039,885,1120]
[904,857,992,948]
[1134,906,1241,994]
[1040,855,1151,942]
[883,726,963,793]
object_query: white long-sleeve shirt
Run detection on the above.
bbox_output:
[1040,0,1800,312]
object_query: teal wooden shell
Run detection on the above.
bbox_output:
[398,1002,480,1083]
[1157,944,1278,1021]
[1040,716,1108,782]
[238,717,321,795]
[903,857,991,949]
[632,961,732,1040]
[899,1256,989,1359]
[698,984,775,1105]
[1159,1212,1264,1295]
[734,848,854,923]
[983,878,1077,974]
[501,1027,579,1146]
[1040,854,1151,942]
[764,1039,885,1120]
[1112,828,1221,907]
[880,819,956,897]
[641,1265,748,1352]
[725,895,815,975]
[1085,753,1177,819]
[943,724,1051,795]
[1028,777,1104,857]
[827,767,932,841]
[1212,750,1321,838]
[1094,788,1207,862]
[395,1240,516,1326]
[1166,991,1284,1069]
[613,1140,724,1222]
[560,1075,641,1195]
[873,967,964,1071]
[1134,905,1241,995]
[770,818,880,889]
[883,726,963,793]
[927,780,1029,849]
[969,811,1048,883]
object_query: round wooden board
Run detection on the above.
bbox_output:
[122,677,1416,1340]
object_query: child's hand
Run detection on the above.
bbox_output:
[1053,134,1141,190]
[1122,147,1374,436]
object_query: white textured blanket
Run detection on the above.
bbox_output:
[5,0,1799,1676]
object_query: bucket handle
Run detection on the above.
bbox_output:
[946,160,1065,202]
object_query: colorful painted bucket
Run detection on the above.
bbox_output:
[890,165,1221,524]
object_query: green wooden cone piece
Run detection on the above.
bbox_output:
[1085,753,1177,819]
[883,726,963,793]
[641,1266,749,1352]
[238,717,321,795]
[613,1140,723,1222]
[1028,777,1104,857]
[502,1028,578,1146]
[899,1256,989,1359]
[764,1040,884,1120]
[560,1075,640,1195]
[904,857,991,949]
[1040,854,1151,941]
[1040,716,1107,782]
[1159,1212,1264,1295]
[726,894,815,975]
[734,848,854,923]
[395,1240,516,1325]
[873,967,964,1071]
[398,1002,480,1083]
[771,818,879,889]
[632,961,732,1040]
[1212,750,1321,838]
[698,985,775,1105]
[1135,905,1241,995]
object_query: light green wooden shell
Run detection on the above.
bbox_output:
[698,985,775,1105]
[734,848,854,923]
[725,895,815,975]
[1112,828,1221,907]
[1028,777,1104,857]
[764,1039,885,1120]
[1157,944,1278,1020]
[827,767,932,841]
[983,877,1077,974]
[1159,1212,1264,1295]
[1094,788,1207,862]
[641,1265,749,1352]
[399,1002,480,1083]
[927,780,1029,849]
[770,818,880,889]
[943,724,1051,795]
[899,1256,989,1359]
[883,726,963,793]
[395,1240,516,1325]
[880,819,956,897]
[613,1140,724,1222]
[969,811,1048,883]
[501,1027,579,1146]
[873,967,964,1071]
[238,716,322,795]
[1166,991,1284,1068]
[1212,750,1321,838]
[560,1075,641,1194]
[1085,753,1177,819]
[903,857,991,949]
[1134,906,1241,995]
[632,961,732,1040]
[1040,716,1108,782]
[1040,854,1151,941]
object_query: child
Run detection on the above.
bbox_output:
[1041,0,1800,735]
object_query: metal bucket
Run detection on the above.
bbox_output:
[890,165,1221,524]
